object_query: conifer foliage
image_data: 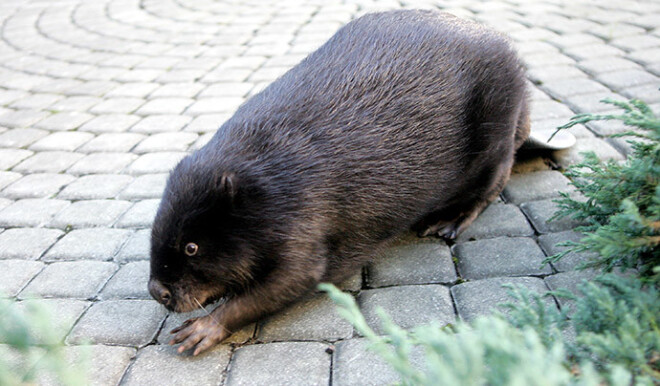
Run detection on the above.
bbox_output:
[548,98,659,280]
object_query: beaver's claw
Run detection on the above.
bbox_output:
[169,315,230,356]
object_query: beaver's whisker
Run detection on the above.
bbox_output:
[193,297,230,334]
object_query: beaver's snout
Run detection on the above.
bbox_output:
[148,278,173,309]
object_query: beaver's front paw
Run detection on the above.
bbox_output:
[169,315,230,356]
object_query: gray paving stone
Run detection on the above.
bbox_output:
[0,109,50,128]
[121,344,231,386]
[105,82,159,98]
[184,113,230,133]
[562,92,625,113]
[612,34,660,51]
[12,151,84,174]
[77,133,145,153]
[514,41,558,56]
[199,82,254,97]
[544,269,599,312]
[622,84,660,103]
[358,285,455,334]
[10,97,52,114]
[9,299,90,345]
[219,56,266,70]
[564,45,626,61]
[33,111,94,131]
[368,234,456,287]
[529,99,575,121]
[189,132,214,150]
[67,300,166,346]
[332,337,426,386]
[28,132,94,152]
[454,237,551,280]
[115,228,150,262]
[126,152,186,175]
[578,57,643,76]
[148,83,205,98]
[20,260,117,299]
[0,149,32,169]
[57,175,133,200]
[0,128,48,148]
[596,69,659,90]
[115,69,163,83]
[457,203,534,241]
[0,199,69,227]
[583,113,630,136]
[114,199,159,228]
[157,307,256,345]
[39,345,136,386]
[184,97,244,116]
[227,342,331,386]
[135,98,194,116]
[0,89,29,106]
[201,68,252,83]
[79,114,140,133]
[545,33,602,48]
[2,173,75,199]
[118,174,167,199]
[132,132,198,153]
[0,197,14,210]
[88,97,145,115]
[521,199,583,234]
[49,199,132,229]
[589,23,645,40]
[0,260,44,297]
[258,293,353,342]
[523,52,575,69]
[503,171,574,204]
[64,80,118,97]
[527,65,588,83]
[540,78,611,99]
[628,48,660,66]
[537,230,598,272]
[50,96,102,112]
[553,137,625,167]
[451,276,551,322]
[67,153,137,175]
[0,227,63,260]
[155,69,206,83]
[99,260,150,300]
[43,228,131,262]
[173,57,220,71]
[129,115,193,134]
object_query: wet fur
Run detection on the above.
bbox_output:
[150,10,530,354]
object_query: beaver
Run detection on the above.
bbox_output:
[148,9,530,355]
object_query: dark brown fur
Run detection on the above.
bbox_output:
[149,9,530,355]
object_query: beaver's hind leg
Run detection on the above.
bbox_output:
[419,159,513,240]
[420,98,530,240]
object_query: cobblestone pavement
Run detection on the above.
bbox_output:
[0,0,658,384]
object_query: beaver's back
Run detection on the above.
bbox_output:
[204,9,528,242]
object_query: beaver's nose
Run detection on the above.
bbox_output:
[148,278,172,307]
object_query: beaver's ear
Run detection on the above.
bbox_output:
[218,172,237,201]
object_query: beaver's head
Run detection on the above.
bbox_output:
[148,154,267,313]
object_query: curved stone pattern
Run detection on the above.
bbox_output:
[0,0,657,383]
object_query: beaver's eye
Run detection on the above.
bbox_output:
[184,242,199,256]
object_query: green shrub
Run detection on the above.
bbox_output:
[0,297,87,386]
[547,98,659,280]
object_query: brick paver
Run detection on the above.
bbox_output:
[0,0,657,384]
